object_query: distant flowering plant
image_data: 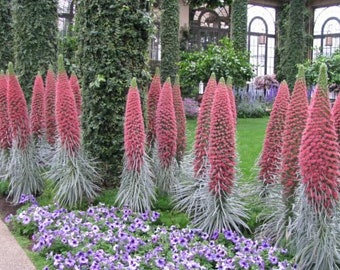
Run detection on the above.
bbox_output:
[183,97,199,119]
[254,74,279,90]
[7,199,296,270]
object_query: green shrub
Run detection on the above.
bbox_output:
[304,49,340,89]
[0,1,13,70]
[76,0,153,184]
[160,0,179,83]
[12,0,58,102]
[237,99,268,118]
[178,38,253,97]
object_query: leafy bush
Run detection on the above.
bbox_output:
[178,38,254,97]
[76,0,153,184]
[237,99,267,118]
[183,98,199,119]
[304,49,340,91]
[12,0,58,102]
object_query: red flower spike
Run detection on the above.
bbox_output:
[332,85,340,147]
[173,75,187,164]
[45,66,57,145]
[0,72,11,149]
[56,55,81,154]
[281,66,309,199]
[147,67,161,147]
[208,78,236,195]
[226,76,237,127]
[70,72,82,117]
[155,77,177,169]
[124,78,146,171]
[194,73,217,177]
[258,80,290,185]
[7,62,30,149]
[299,63,340,212]
[30,73,45,138]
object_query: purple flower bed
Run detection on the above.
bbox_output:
[183,98,199,119]
[7,195,296,270]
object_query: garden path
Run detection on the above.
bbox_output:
[0,218,36,270]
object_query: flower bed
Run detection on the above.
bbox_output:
[6,195,296,270]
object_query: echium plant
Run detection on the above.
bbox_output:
[116,78,155,213]
[6,62,43,203]
[44,66,57,146]
[281,66,308,200]
[258,80,290,190]
[69,72,82,117]
[226,76,237,127]
[173,75,186,165]
[30,73,46,140]
[47,55,101,208]
[257,66,309,246]
[155,77,178,194]
[293,63,340,269]
[190,78,248,235]
[147,67,161,148]
[193,73,217,177]
[0,71,11,178]
[332,79,340,145]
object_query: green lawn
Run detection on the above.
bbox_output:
[186,117,269,181]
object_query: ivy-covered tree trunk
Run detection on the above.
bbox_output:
[230,0,247,52]
[160,0,179,83]
[278,0,308,90]
[76,0,152,184]
[0,0,13,70]
[275,3,290,82]
[12,0,58,102]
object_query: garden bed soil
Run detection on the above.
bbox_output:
[0,196,21,221]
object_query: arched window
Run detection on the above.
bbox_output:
[58,0,75,35]
[313,6,340,57]
[188,6,230,50]
[247,5,276,77]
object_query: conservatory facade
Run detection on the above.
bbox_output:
[58,0,340,78]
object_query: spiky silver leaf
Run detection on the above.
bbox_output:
[292,184,340,269]
[7,140,44,204]
[0,149,9,180]
[47,143,101,208]
[116,153,156,213]
[188,181,249,235]
[255,182,295,248]
[152,144,179,194]
[172,153,208,214]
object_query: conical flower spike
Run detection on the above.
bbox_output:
[0,71,11,149]
[156,77,177,169]
[194,73,217,177]
[7,62,30,149]
[226,76,237,127]
[281,65,308,199]
[208,78,235,195]
[299,63,339,212]
[55,55,80,155]
[69,72,82,117]
[44,66,57,145]
[147,67,161,147]
[30,72,45,139]
[173,75,187,165]
[124,78,146,171]
[258,80,290,187]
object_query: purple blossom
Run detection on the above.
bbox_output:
[8,201,296,270]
